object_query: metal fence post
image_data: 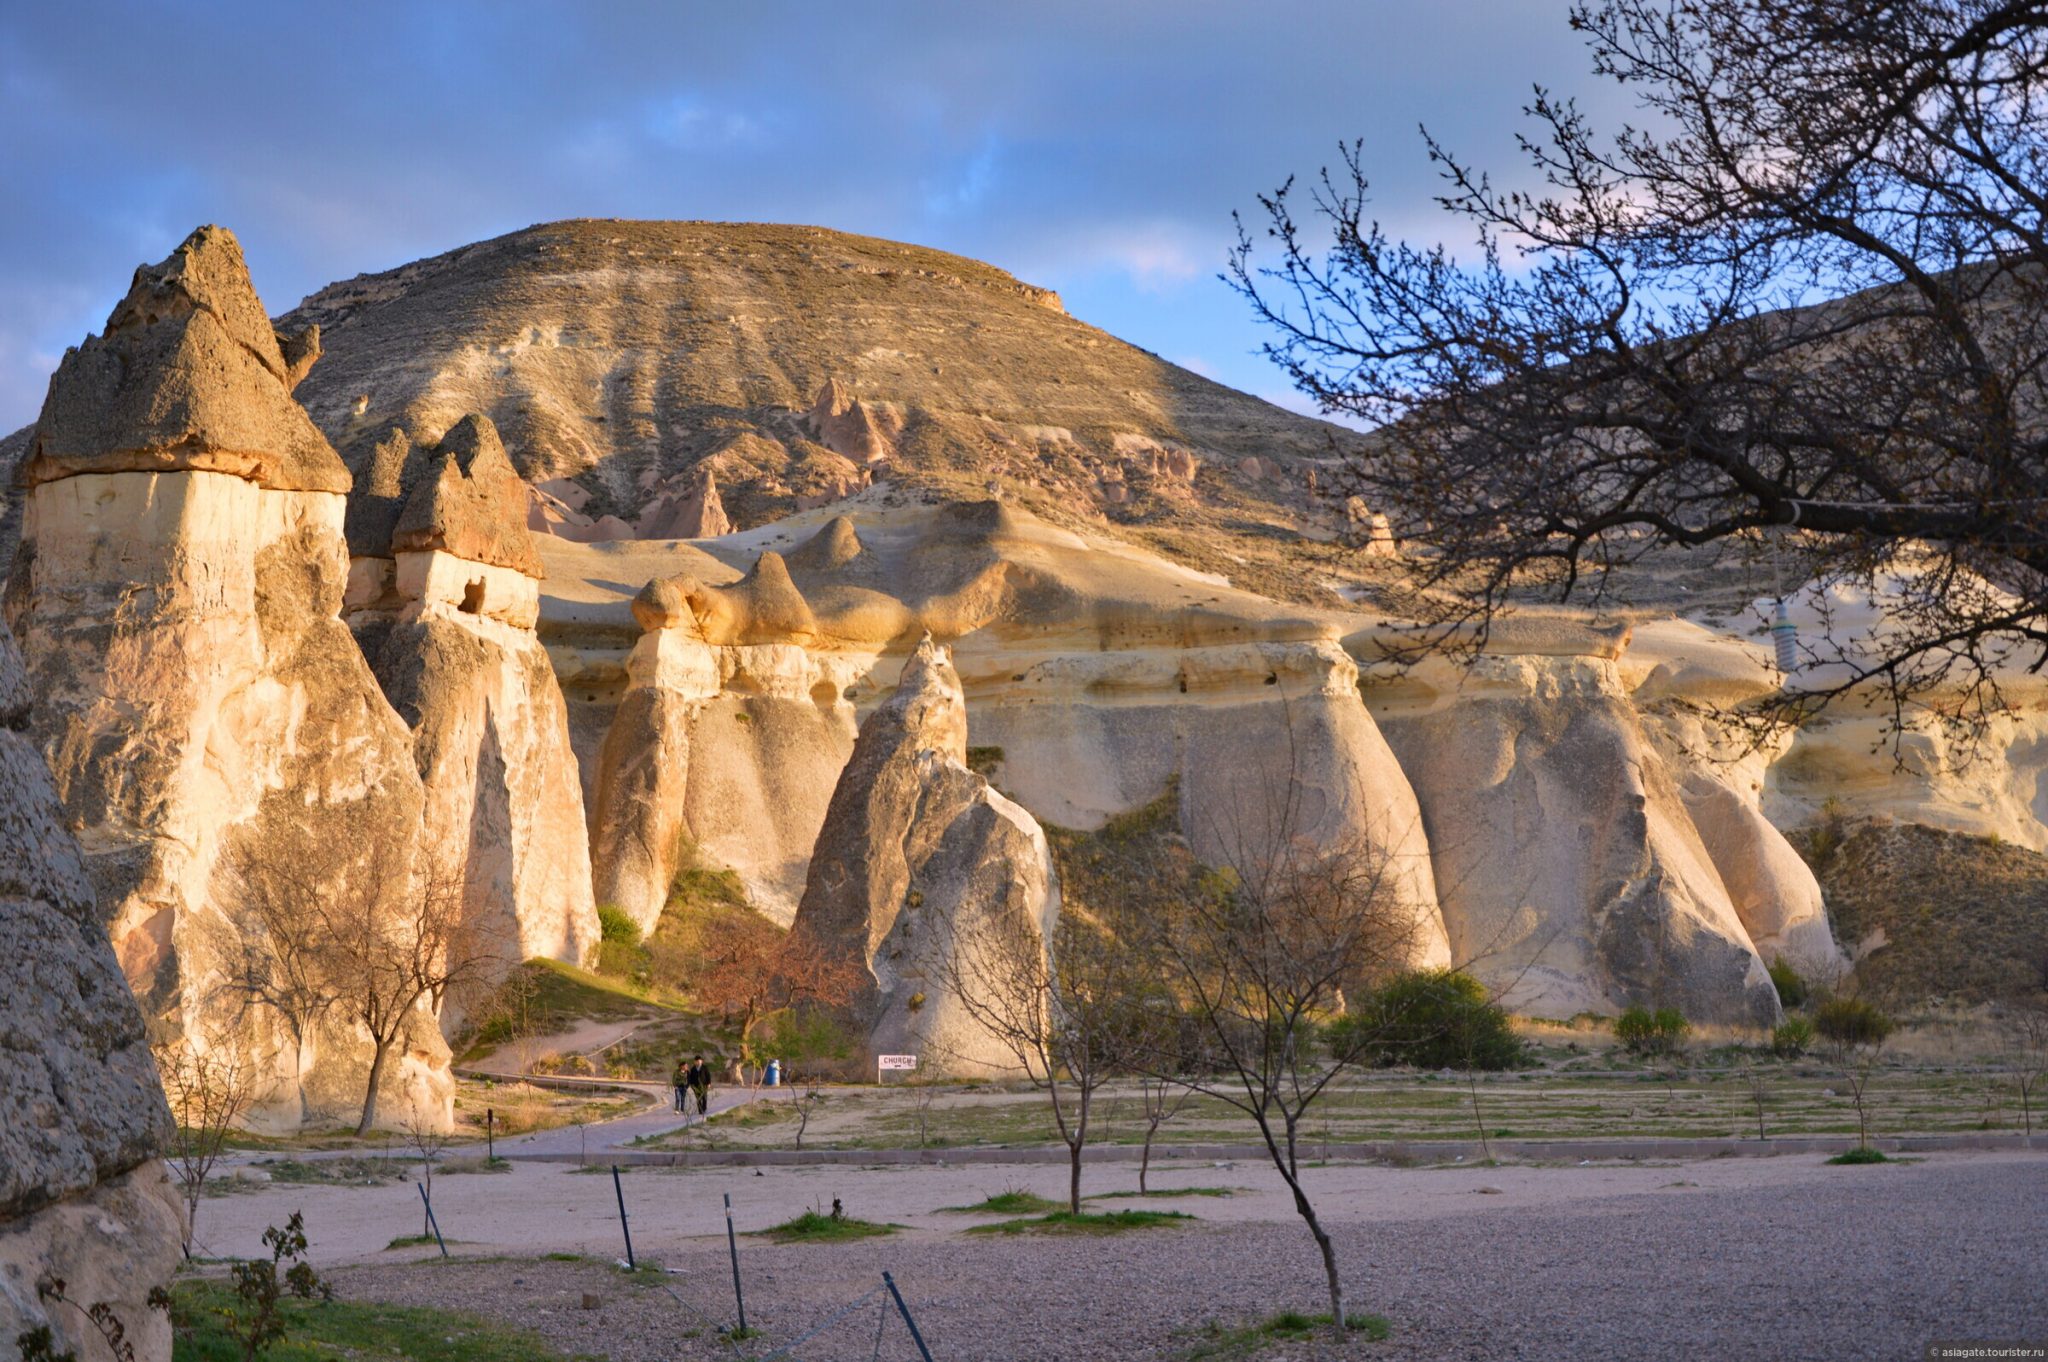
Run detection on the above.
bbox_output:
[611,1165,635,1270]
[724,1192,748,1333]
[884,1271,934,1362]
[416,1182,448,1258]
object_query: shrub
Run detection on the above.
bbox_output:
[1767,956,1809,1008]
[1344,968,1527,1070]
[594,904,648,980]
[596,903,641,946]
[1813,996,1893,1050]
[1615,1005,1691,1055]
[1771,1017,1815,1058]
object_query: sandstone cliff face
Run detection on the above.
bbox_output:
[345,415,599,972]
[1374,650,1785,1026]
[787,636,1060,1075]
[0,613,184,1362]
[4,228,443,1131]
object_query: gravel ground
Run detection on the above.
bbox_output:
[324,1154,2048,1361]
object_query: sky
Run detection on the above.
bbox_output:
[0,1,1626,435]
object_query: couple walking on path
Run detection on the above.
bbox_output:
[673,1055,712,1115]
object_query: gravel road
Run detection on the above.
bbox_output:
[320,1152,2047,1361]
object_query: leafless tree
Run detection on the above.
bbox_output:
[935,906,1140,1215]
[213,843,343,1112]
[321,860,502,1135]
[400,1097,450,1237]
[1135,1073,1198,1195]
[1127,790,1434,1341]
[1233,0,2048,742]
[152,1027,257,1254]
[2003,996,2048,1138]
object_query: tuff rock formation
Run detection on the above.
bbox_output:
[4,227,446,1130]
[0,614,183,1362]
[343,414,599,973]
[786,636,1059,1075]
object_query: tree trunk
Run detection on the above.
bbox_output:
[356,1038,393,1137]
[1068,1138,1083,1215]
[1140,1123,1157,1195]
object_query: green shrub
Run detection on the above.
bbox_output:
[1767,956,1809,1008]
[596,903,641,946]
[1343,968,1527,1070]
[1813,996,1893,1050]
[1615,1005,1691,1055]
[1770,1017,1815,1057]
[593,904,648,980]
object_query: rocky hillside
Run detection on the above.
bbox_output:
[7,219,2043,1127]
[276,220,1375,601]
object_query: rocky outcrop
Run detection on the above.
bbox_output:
[808,377,893,466]
[345,415,598,973]
[787,636,1059,1075]
[1373,648,1784,1026]
[588,554,867,931]
[634,466,732,539]
[4,227,442,1130]
[0,612,183,1362]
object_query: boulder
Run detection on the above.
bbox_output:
[786,636,1059,1075]
[4,226,441,1131]
[0,611,184,1361]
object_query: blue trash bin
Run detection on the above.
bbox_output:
[765,1059,782,1087]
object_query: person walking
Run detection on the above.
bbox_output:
[672,1057,689,1115]
[685,1055,712,1115]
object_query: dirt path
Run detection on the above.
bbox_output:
[290,1150,2048,1361]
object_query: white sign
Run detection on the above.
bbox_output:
[877,1054,919,1072]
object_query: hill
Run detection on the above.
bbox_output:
[278,220,1372,600]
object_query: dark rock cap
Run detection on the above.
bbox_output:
[389,414,544,578]
[24,225,351,493]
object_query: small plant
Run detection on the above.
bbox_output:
[1767,957,1809,1008]
[940,1189,1063,1215]
[1771,1017,1815,1058]
[1615,1006,1691,1055]
[966,1209,1193,1235]
[1827,1146,1891,1165]
[216,1212,329,1361]
[757,1207,896,1243]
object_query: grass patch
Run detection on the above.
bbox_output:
[940,1190,1063,1215]
[384,1234,439,1250]
[1185,1309,1391,1358]
[1087,1186,1237,1200]
[967,1209,1194,1236]
[755,1209,898,1243]
[168,1279,589,1361]
[1827,1146,1892,1164]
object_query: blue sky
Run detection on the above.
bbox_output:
[0,2,1620,433]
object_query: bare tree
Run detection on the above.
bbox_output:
[321,862,502,1135]
[213,843,344,1115]
[1135,1073,1197,1195]
[2002,996,2048,1138]
[664,904,862,1076]
[1815,995,1895,1151]
[401,1097,450,1237]
[153,1027,257,1254]
[1233,0,2048,739]
[936,907,1138,1215]
[1128,809,1431,1340]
